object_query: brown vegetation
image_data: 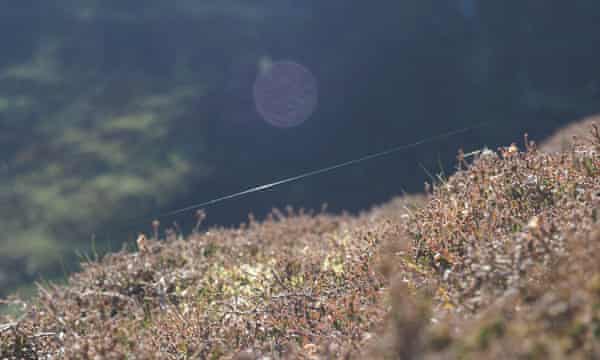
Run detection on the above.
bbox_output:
[3,125,600,359]
[540,113,600,153]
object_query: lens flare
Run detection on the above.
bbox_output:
[253,60,318,128]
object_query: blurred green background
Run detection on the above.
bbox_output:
[2,1,600,297]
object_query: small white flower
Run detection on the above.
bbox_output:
[480,147,496,158]
[527,216,539,230]
[525,174,538,186]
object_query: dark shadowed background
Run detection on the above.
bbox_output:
[1,0,600,296]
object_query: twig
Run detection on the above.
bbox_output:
[271,269,291,291]
[79,290,139,306]
[0,321,17,333]
[0,312,28,334]
[271,292,318,302]
[30,331,58,339]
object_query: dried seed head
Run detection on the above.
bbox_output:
[136,233,148,254]
[527,216,539,230]
[480,147,496,159]
[196,209,206,222]
[151,219,160,241]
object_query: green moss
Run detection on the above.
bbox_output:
[475,319,505,350]
[428,325,453,351]
[525,341,549,360]
[583,157,597,176]
[569,322,587,338]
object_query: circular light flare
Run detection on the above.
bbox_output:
[252,60,318,128]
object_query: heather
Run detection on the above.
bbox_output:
[2,124,600,358]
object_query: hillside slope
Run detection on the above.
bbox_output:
[2,126,600,358]
[541,114,600,153]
